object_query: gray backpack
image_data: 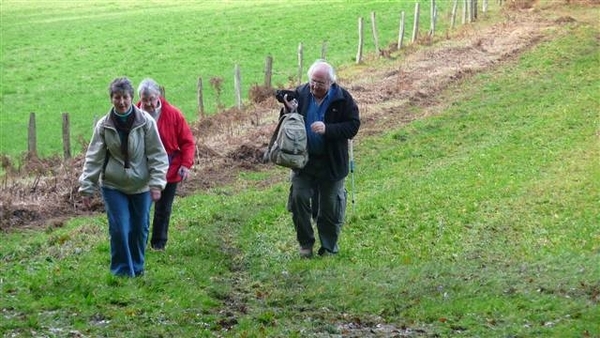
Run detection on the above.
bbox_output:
[265,111,308,169]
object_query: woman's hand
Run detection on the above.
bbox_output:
[150,188,162,202]
[178,166,190,181]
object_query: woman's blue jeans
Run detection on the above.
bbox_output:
[102,187,151,277]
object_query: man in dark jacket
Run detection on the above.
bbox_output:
[281,59,360,258]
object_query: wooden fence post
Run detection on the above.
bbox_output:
[197,77,204,119]
[210,77,223,111]
[370,11,380,55]
[451,0,458,29]
[321,41,327,59]
[398,11,405,50]
[264,55,273,88]
[463,0,468,24]
[297,42,303,86]
[412,2,420,44]
[430,0,436,36]
[62,112,71,160]
[468,0,473,23]
[234,64,242,109]
[356,16,364,64]
[28,112,37,158]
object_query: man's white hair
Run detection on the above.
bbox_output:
[307,59,336,83]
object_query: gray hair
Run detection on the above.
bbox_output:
[108,77,134,98]
[307,59,336,83]
[137,78,162,97]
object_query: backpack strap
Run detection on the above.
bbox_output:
[266,114,286,153]
[265,107,300,163]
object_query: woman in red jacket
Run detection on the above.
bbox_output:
[137,78,196,251]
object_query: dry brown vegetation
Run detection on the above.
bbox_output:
[0,2,595,232]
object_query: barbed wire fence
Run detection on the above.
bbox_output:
[14,0,499,163]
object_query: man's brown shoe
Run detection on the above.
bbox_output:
[299,247,313,258]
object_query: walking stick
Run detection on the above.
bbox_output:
[349,139,356,213]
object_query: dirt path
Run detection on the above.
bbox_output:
[0,4,588,231]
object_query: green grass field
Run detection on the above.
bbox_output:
[1,2,599,337]
[1,0,450,159]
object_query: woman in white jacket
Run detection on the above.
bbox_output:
[79,77,168,277]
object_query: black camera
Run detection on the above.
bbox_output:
[275,89,297,103]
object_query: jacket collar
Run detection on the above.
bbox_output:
[299,82,343,102]
[104,105,147,129]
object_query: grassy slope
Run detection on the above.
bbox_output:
[0,0,441,158]
[1,4,599,338]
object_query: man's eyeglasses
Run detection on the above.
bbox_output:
[310,79,328,88]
